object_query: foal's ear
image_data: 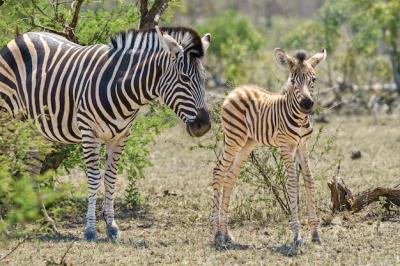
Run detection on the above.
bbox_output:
[306,49,327,68]
[274,48,296,70]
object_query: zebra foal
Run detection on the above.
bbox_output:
[213,48,327,247]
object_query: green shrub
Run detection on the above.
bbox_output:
[0,111,59,233]
[197,11,268,86]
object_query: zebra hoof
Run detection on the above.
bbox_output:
[214,231,226,250]
[106,225,120,242]
[311,232,322,244]
[224,232,235,245]
[294,238,304,247]
[84,228,97,241]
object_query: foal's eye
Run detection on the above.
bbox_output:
[290,78,295,84]
[181,74,191,83]
[311,77,316,83]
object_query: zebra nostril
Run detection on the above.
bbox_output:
[300,98,314,110]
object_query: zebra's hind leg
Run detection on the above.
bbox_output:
[220,140,256,246]
[103,135,129,242]
[212,142,240,248]
[81,131,101,241]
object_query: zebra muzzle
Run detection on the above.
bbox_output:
[186,108,211,137]
[299,98,314,114]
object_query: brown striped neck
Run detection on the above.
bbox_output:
[285,85,310,125]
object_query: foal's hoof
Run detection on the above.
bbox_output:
[224,233,235,245]
[294,238,304,247]
[84,228,97,241]
[214,231,226,249]
[106,225,120,242]
[311,232,322,244]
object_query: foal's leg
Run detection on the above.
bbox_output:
[220,139,256,244]
[280,144,302,246]
[297,141,320,243]
[103,135,129,241]
[81,130,102,241]
[212,138,244,245]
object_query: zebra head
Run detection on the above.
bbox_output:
[274,48,327,114]
[156,27,211,137]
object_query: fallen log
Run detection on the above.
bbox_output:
[351,187,400,212]
[327,166,400,213]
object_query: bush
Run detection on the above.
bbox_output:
[0,111,61,233]
[197,11,269,86]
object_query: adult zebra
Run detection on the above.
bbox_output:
[212,48,326,247]
[0,26,211,241]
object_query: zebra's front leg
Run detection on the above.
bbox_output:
[81,132,102,241]
[297,142,321,244]
[280,145,302,246]
[103,135,128,241]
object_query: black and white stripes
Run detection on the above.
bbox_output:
[0,26,211,241]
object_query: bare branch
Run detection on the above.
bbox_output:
[31,0,50,18]
[30,16,69,38]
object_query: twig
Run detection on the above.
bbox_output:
[0,239,26,262]
[31,0,51,18]
[44,242,74,265]
[30,16,69,38]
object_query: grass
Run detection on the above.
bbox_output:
[1,114,400,265]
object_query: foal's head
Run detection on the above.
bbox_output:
[274,48,327,114]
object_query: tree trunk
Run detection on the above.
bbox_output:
[388,28,400,94]
[139,0,169,29]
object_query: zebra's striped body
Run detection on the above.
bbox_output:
[212,48,326,247]
[0,27,211,241]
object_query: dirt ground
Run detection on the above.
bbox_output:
[1,114,400,265]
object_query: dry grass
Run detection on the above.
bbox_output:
[1,114,400,265]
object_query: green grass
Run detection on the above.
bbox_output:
[1,114,400,265]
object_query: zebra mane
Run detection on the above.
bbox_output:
[110,27,204,58]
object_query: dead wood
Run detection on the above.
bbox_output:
[351,187,400,212]
[328,166,400,213]
[327,176,353,212]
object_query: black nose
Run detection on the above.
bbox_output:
[299,97,314,111]
[186,108,211,137]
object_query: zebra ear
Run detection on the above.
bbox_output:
[156,26,183,56]
[201,33,211,52]
[274,48,295,70]
[307,48,327,68]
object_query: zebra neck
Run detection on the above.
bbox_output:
[115,50,169,112]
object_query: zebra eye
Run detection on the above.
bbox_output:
[312,77,316,83]
[181,74,191,83]
[290,78,295,84]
